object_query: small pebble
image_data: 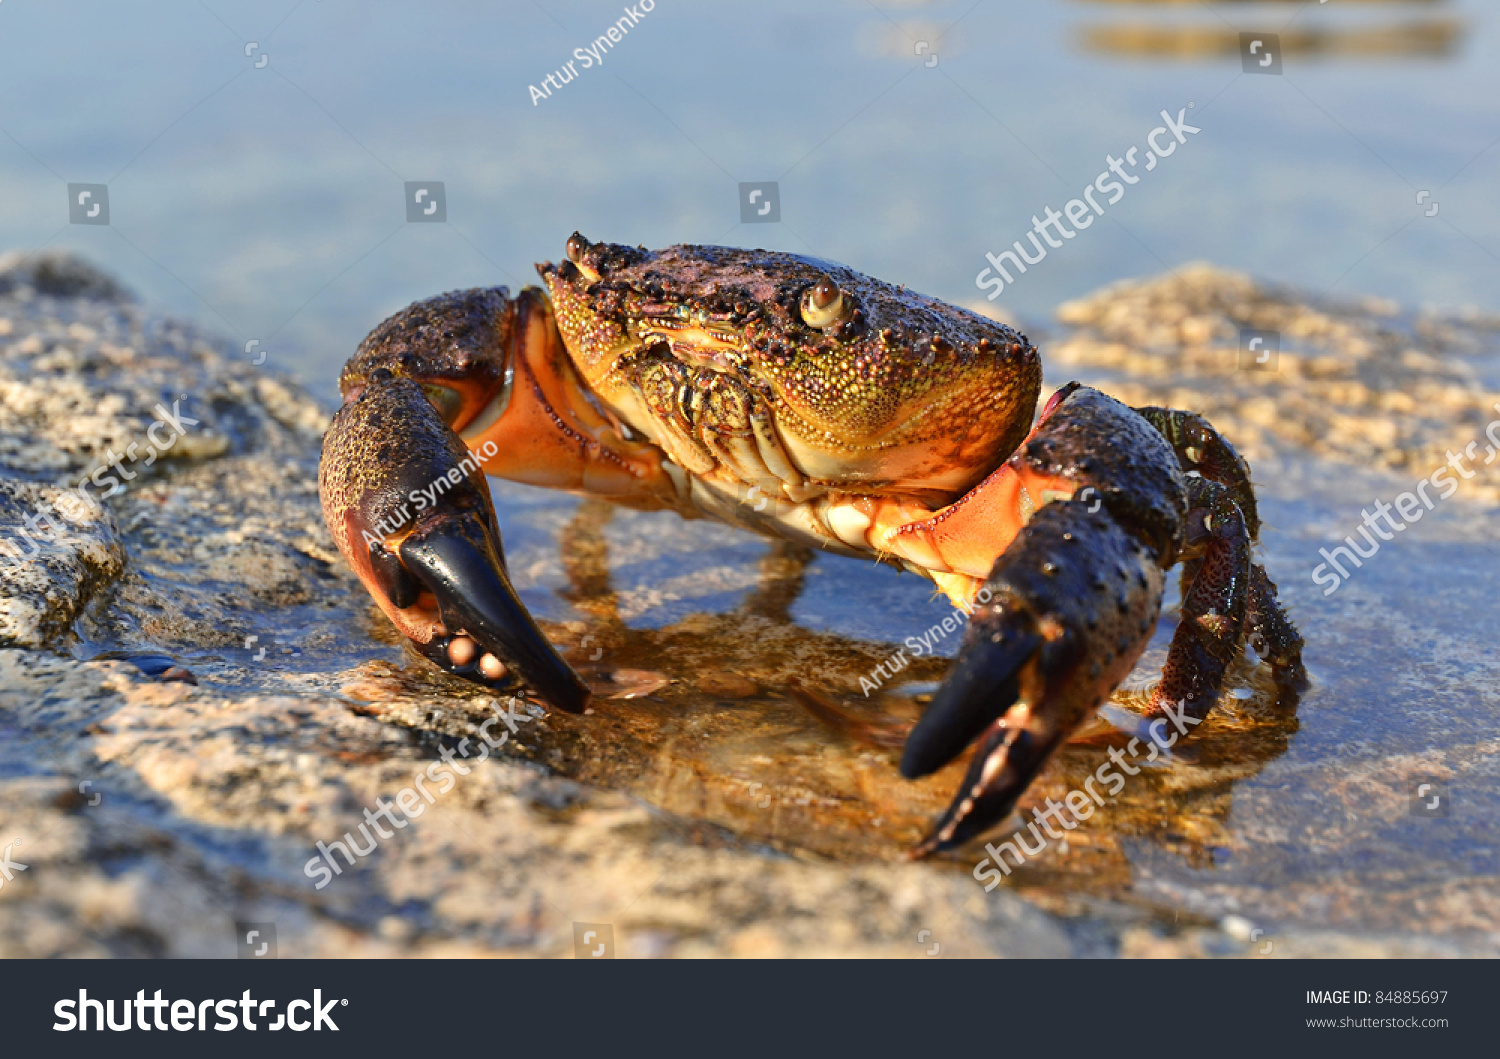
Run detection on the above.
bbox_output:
[696,672,758,699]
[126,654,198,685]
[607,669,671,699]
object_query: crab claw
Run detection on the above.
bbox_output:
[902,500,1165,857]
[319,367,589,712]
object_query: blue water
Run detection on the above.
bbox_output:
[1,0,1496,403]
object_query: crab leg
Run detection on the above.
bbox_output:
[1141,476,1251,725]
[889,387,1310,855]
[905,500,1167,856]
[859,383,1131,607]
[320,368,590,710]
[1134,405,1260,537]
[883,385,1188,856]
[1136,405,1308,704]
[322,286,685,709]
[1245,563,1311,702]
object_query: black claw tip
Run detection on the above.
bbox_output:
[399,516,590,713]
[913,726,1064,856]
[900,626,1040,780]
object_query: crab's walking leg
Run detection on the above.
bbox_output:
[1134,405,1260,537]
[1246,563,1311,701]
[1142,476,1250,725]
[1136,404,1308,705]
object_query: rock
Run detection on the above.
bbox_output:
[696,672,759,699]
[1046,262,1500,502]
[0,479,124,647]
[0,251,132,303]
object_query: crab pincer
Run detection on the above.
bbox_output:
[321,279,683,712]
[899,386,1187,856]
[319,365,590,712]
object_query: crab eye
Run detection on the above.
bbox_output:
[800,276,846,329]
[565,233,601,282]
[420,383,464,425]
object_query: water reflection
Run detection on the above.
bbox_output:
[1071,0,1463,62]
[1077,21,1463,62]
[361,495,1300,880]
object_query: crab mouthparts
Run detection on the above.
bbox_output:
[638,321,744,368]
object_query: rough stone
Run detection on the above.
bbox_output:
[1,252,1495,959]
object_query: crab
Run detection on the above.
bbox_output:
[319,233,1308,858]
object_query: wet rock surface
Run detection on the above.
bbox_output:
[0,252,1495,958]
[1046,262,1500,502]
